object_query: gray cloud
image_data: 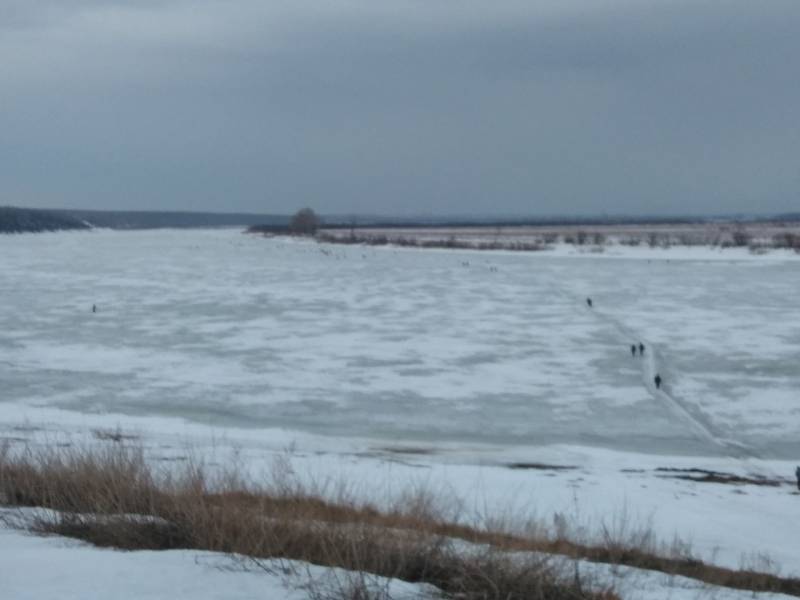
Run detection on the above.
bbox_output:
[1,0,798,216]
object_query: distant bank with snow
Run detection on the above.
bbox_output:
[307,221,800,256]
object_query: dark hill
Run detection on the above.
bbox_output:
[0,207,90,233]
[54,209,288,230]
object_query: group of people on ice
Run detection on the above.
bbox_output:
[630,342,662,388]
[586,297,663,390]
[585,299,800,491]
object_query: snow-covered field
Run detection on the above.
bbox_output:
[1,229,799,596]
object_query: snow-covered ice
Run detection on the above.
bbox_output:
[1,229,799,592]
[2,229,798,457]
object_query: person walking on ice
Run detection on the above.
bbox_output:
[795,466,800,492]
[631,344,637,357]
[586,297,593,308]
[654,374,662,390]
[638,342,645,355]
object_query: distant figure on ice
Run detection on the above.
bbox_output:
[586,297,593,308]
[654,374,662,390]
[92,304,97,313]
[795,466,800,491]
[631,344,637,357]
[638,342,645,356]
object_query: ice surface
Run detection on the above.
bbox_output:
[1,229,798,458]
[3,230,800,580]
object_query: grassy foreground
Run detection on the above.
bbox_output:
[1,441,798,599]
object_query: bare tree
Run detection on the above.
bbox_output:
[731,226,750,247]
[289,208,320,235]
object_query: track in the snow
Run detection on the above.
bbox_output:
[568,291,758,459]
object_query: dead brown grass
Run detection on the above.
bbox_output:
[1,442,799,598]
[0,442,611,600]
[315,231,550,252]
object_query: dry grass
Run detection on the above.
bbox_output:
[0,442,611,600]
[310,222,800,254]
[315,231,551,252]
[2,441,799,598]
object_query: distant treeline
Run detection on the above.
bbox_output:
[0,207,89,233]
[53,209,289,230]
[315,231,550,252]
[247,216,703,235]
[250,213,800,234]
[0,207,289,233]
[4,205,800,235]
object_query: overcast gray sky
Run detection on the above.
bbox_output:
[1,1,798,216]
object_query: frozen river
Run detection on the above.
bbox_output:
[1,229,799,458]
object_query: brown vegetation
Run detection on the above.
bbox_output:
[290,208,321,236]
[0,442,611,600]
[1,442,799,598]
[310,222,800,254]
[315,231,550,252]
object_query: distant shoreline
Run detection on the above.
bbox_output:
[249,221,800,255]
[4,203,800,238]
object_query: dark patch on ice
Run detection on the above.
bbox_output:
[346,356,423,369]
[506,462,578,471]
[91,428,139,443]
[451,352,505,367]
[155,456,189,462]
[396,367,442,377]
[655,467,786,487]
[11,424,43,433]
[377,446,436,456]
[0,436,27,443]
